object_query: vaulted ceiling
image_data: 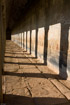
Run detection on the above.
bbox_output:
[6,0,32,30]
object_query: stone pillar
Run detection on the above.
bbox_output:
[0,0,3,103]
[1,1,6,71]
[0,0,6,103]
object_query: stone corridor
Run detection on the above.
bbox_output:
[3,40,70,105]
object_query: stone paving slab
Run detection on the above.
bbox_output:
[4,64,19,72]
[3,41,70,105]
[51,79,70,100]
[59,80,70,89]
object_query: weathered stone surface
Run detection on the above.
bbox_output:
[51,79,70,100]
[4,64,19,72]
[59,80,70,89]
[3,41,70,105]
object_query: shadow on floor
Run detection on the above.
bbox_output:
[4,56,37,59]
[4,71,64,80]
[5,52,30,55]
[4,62,46,66]
[3,94,69,105]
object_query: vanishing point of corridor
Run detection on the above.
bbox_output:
[3,41,70,105]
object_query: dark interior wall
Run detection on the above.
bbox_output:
[6,28,11,40]
[0,2,3,102]
[0,0,6,102]
[11,0,70,80]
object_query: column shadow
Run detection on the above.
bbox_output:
[4,94,70,105]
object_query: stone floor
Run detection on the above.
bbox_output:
[3,40,70,105]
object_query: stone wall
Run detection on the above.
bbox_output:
[11,0,70,80]
[0,2,3,102]
[0,0,6,103]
